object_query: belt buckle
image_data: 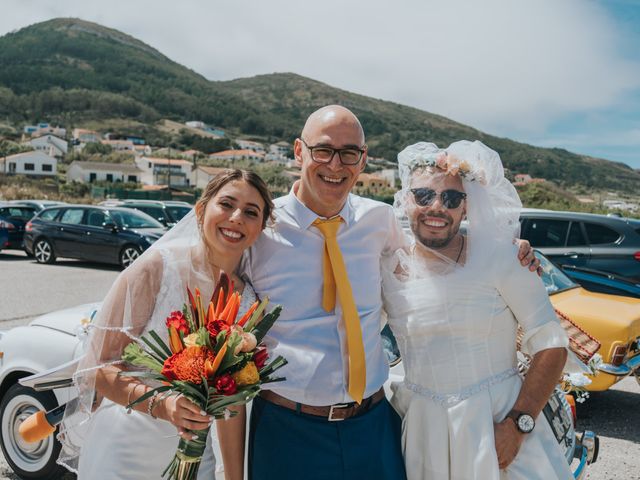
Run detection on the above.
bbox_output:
[328,403,350,421]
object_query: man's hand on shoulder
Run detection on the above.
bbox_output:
[514,239,541,275]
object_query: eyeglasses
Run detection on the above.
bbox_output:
[410,188,467,209]
[300,138,365,165]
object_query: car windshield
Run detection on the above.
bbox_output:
[166,206,191,222]
[535,251,579,294]
[109,209,164,229]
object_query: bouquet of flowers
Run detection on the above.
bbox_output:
[121,273,286,480]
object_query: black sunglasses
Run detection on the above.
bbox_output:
[410,188,467,209]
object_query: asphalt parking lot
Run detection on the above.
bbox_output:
[0,250,638,479]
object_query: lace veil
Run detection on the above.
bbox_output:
[57,210,221,471]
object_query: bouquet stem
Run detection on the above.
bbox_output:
[163,427,210,480]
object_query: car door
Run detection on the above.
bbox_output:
[55,208,88,258]
[582,221,629,277]
[521,217,590,267]
[82,209,122,262]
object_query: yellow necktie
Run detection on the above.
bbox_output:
[313,217,367,403]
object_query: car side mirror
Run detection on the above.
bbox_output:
[103,222,118,232]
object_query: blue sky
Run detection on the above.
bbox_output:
[1,0,639,169]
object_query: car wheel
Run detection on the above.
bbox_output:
[119,245,141,269]
[33,239,56,264]
[0,383,65,480]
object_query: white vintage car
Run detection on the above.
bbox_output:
[0,305,598,479]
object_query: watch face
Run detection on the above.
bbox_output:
[517,414,535,433]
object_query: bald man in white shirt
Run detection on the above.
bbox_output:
[219,105,538,480]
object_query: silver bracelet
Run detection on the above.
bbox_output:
[147,391,160,419]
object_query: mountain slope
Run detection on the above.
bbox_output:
[1,18,639,193]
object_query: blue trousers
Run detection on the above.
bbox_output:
[248,395,407,480]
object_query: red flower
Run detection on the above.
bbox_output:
[166,311,189,336]
[207,320,231,340]
[214,374,237,395]
[253,346,269,370]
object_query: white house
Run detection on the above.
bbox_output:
[269,141,290,156]
[209,149,265,163]
[66,161,143,183]
[135,157,193,187]
[27,134,68,160]
[24,123,66,138]
[236,140,265,154]
[1,151,57,177]
[378,168,399,188]
[191,166,229,190]
[72,128,101,144]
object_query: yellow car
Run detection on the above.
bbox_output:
[538,253,640,391]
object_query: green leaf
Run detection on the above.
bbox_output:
[243,297,270,332]
[122,342,163,373]
[173,381,207,404]
[252,305,282,344]
[141,335,169,362]
[148,330,172,357]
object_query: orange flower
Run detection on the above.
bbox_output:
[162,346,215,384]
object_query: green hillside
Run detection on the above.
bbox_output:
[1,18,639,193]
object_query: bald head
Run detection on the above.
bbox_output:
[301,105,365,146]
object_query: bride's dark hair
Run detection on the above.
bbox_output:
[196,169,274,229]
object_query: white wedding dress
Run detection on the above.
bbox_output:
[72,248,257,479]
[383,241,573,480]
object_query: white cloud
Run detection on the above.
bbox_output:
[1,0,639,139]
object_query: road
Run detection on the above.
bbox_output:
[1,250,639,479]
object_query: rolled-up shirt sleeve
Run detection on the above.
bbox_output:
[495,243,569,356]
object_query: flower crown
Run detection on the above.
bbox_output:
[409,151,485,184]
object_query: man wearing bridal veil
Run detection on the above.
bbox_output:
[382,140,572,479]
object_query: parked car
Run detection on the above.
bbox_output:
[520,209,640,282]
[99,200,192,227]
[0,302,598,480]
[536,251,640,391]
[9,200,67,212]
[560,264,640,299]
[0,202,38,251]
[0,226,8,252]
[23,205,167,268]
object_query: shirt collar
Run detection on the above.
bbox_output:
[280,181,354,230]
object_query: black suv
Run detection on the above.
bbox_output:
[100,200,191,227]
[24,205,167,268]
[0,202,38,250]
[520,209,640,282]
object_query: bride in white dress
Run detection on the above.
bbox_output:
[58,170,274,480]
[383,141,573,480]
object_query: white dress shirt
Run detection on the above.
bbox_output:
[244,188,407,406]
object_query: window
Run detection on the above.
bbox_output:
[39,208,61,221]
[106,174,114,182]
[524,219,569,247]
[89,173,97,182]
[42,164,53,172]
[8,163,16,173]
[566,222,587,247]
[584,223,620,245]
[60,209,85,225]
[128,175,137,182]
[24,163,35,171]
[85,210,108,227]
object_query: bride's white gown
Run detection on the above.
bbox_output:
[76,249,257,479]
[383,242,573,480]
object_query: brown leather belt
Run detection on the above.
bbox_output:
[259,388,386,421]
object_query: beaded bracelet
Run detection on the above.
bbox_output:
[147,391,160,419]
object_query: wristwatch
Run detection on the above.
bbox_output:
[506,410,535,434]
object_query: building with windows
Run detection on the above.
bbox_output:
[236,140,266,153]
[23,123,66,138]
[135,157,193,186]
[27,134,68,160]
[1,151,57,177]
[66,161,143,183]
[191,166,229,190]
[354,173,391,193]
